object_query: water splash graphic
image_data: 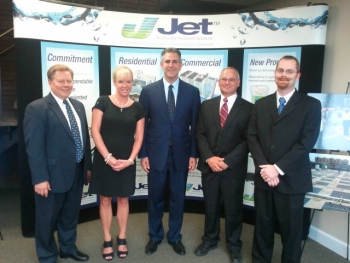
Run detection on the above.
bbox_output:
[13,2,101,26]
[232,10,328,46]
[239,11,328,31]
[13,2,103,42]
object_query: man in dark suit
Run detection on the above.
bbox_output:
[23,64,92,263]
[138,48,201,256]
[195,67,252,263]
[247,56,321,263]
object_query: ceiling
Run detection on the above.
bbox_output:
[57,0,271,14]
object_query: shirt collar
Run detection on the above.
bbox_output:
[163,78,180,91]
[221,93,237,104]
[277,89,295,104]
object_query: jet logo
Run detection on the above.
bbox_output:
[158,18,212,35]
[122,17,159,39]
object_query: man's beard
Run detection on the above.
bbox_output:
[276,77,290,89]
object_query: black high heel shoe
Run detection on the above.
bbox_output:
[116,236,128,259]
[102,240,114,261]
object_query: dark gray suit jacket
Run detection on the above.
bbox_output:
[247,90,321,194]
[196,95,253,178]
[24,93,92,193]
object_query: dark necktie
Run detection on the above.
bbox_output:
[220,97,228,129]
[167,85,175,121]
[278,97,286,115]
[63,100,83,162]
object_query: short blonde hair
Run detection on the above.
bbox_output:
[112,65,133,83]
[47,64,73,80]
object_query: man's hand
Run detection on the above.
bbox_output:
[208,156,227,172]
[141,157,150,173]
[267,177,280,187]
[188,157,197,171]
[34,181,51,197]
[259,164,280,186]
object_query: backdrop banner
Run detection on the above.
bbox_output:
[14,0,328,205]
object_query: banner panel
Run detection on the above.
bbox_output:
[13,0,328,48]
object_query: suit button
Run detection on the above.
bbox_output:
[273,129,276,133]
[271,146,274,149]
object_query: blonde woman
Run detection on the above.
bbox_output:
[89,66,145,260]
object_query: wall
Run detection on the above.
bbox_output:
[0,0,16,123]
[245,0,350,258]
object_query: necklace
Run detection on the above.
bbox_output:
[114,95,130,112]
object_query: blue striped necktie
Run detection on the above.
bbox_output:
[63,100,83,162]
[278,97,286,115]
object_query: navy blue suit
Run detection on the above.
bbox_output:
[139,78,200,242]
[24,93,91,263]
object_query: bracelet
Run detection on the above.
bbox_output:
[128,158,134,165]
[104,153,112,164]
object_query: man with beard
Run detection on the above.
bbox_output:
[247,56,321,263]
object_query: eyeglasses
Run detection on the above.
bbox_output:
[276,68,297,75]
[56,80,73,85]
[220,78,237,83]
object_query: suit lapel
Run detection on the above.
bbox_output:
[210,96,221,131]
[175,80,188,121]
[266,93,279,121]
[46,93,74,141]
[221,97,245,131]
[226,97,243,122]
[70,98,86,142]
[155,79,170,120]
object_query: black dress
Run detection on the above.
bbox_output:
[89,96,145,197]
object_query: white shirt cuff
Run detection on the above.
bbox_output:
[274,164,284,175]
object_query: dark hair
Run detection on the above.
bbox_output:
[276,55,300,73]
[161,48,181,61]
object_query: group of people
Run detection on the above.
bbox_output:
[23,47,321,263]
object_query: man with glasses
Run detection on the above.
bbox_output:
[248,56,321,263]
[195,67,252,263]
[24,64,91,263]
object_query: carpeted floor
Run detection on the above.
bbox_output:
[0,188,348,263]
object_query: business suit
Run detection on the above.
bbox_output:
[24,93,91,263]
[139,78,201,242]
[196,95,253,253]
[248,90,321,263]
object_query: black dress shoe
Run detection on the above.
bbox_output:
[230,251,243,263]
[145,240,161,255]
[194,242,218,256]
[168,241,186,255]
[60,250,89,261]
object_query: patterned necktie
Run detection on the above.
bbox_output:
[220,97,228,129]
[278,97,286,115]
[167,85,175,121]
[63,100,83,162]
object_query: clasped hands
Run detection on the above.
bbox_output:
[259,164,280,187]
[108,156,132,171]
[208,156,228,172]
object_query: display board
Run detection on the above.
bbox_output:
[14,0,327,234]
